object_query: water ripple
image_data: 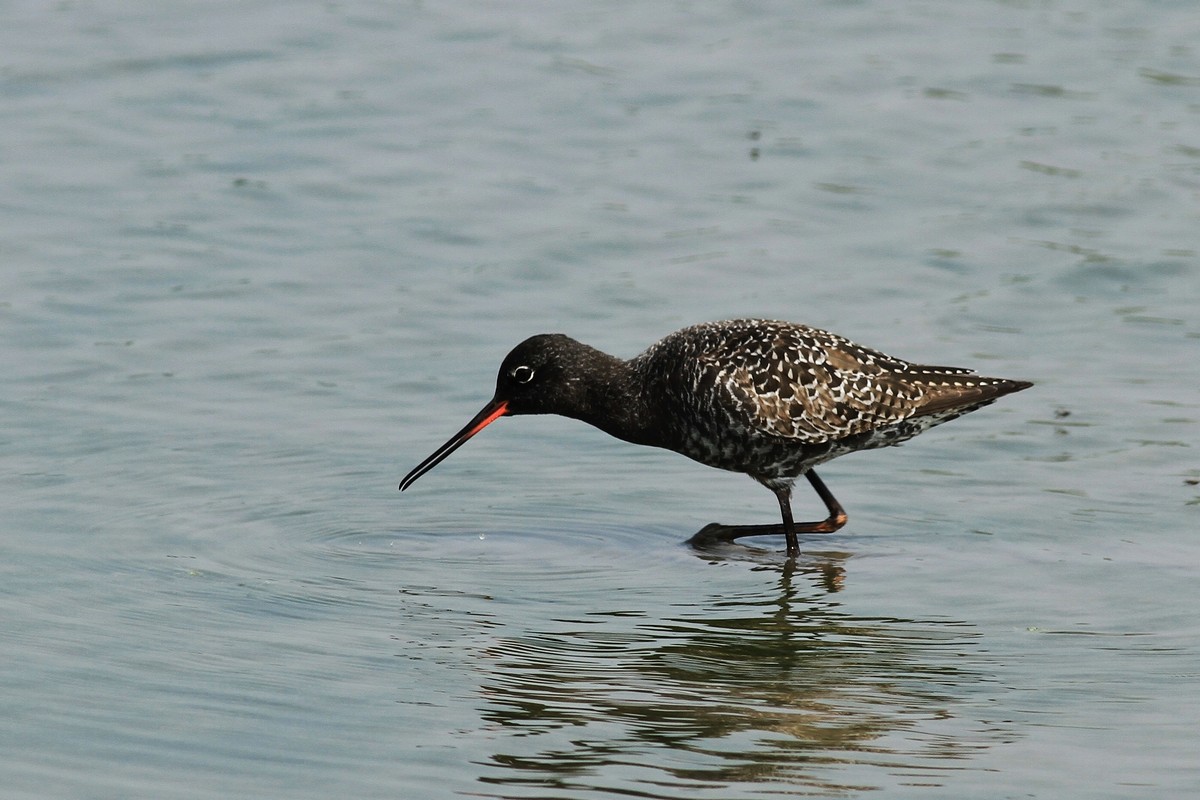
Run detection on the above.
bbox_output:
[461,565,1011,797]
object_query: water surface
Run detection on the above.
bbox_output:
[3,1,1199,797]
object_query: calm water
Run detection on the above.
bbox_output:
[4,1,1199,797]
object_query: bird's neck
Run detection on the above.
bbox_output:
[568,352,661,448]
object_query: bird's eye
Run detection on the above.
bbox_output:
[511,365,535,384]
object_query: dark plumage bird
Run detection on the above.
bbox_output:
[400,319,1031,556]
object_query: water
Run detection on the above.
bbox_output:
[4,1,1199,797]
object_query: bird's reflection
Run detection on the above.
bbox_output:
[471,554,1009,796]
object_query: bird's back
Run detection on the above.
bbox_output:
[633,319,1030,478]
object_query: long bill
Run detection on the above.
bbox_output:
[399,398,510,491]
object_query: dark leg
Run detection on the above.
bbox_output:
[774,471,846,555]
[774,483,799,557]
[686,470,848,555]
[802,471,848,533]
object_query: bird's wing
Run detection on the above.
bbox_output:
[697,325,969,443]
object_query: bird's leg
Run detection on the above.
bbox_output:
[686,470,847,555]
[773,483,799,557]
[798,471,848,533]
[769,472,845,555]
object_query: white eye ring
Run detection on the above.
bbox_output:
[511,365,535,384]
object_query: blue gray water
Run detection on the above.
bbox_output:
[4,2,1198,797]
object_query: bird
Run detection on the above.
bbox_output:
[399,319,1032,557]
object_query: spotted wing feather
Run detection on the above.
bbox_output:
[691,322,936,444]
